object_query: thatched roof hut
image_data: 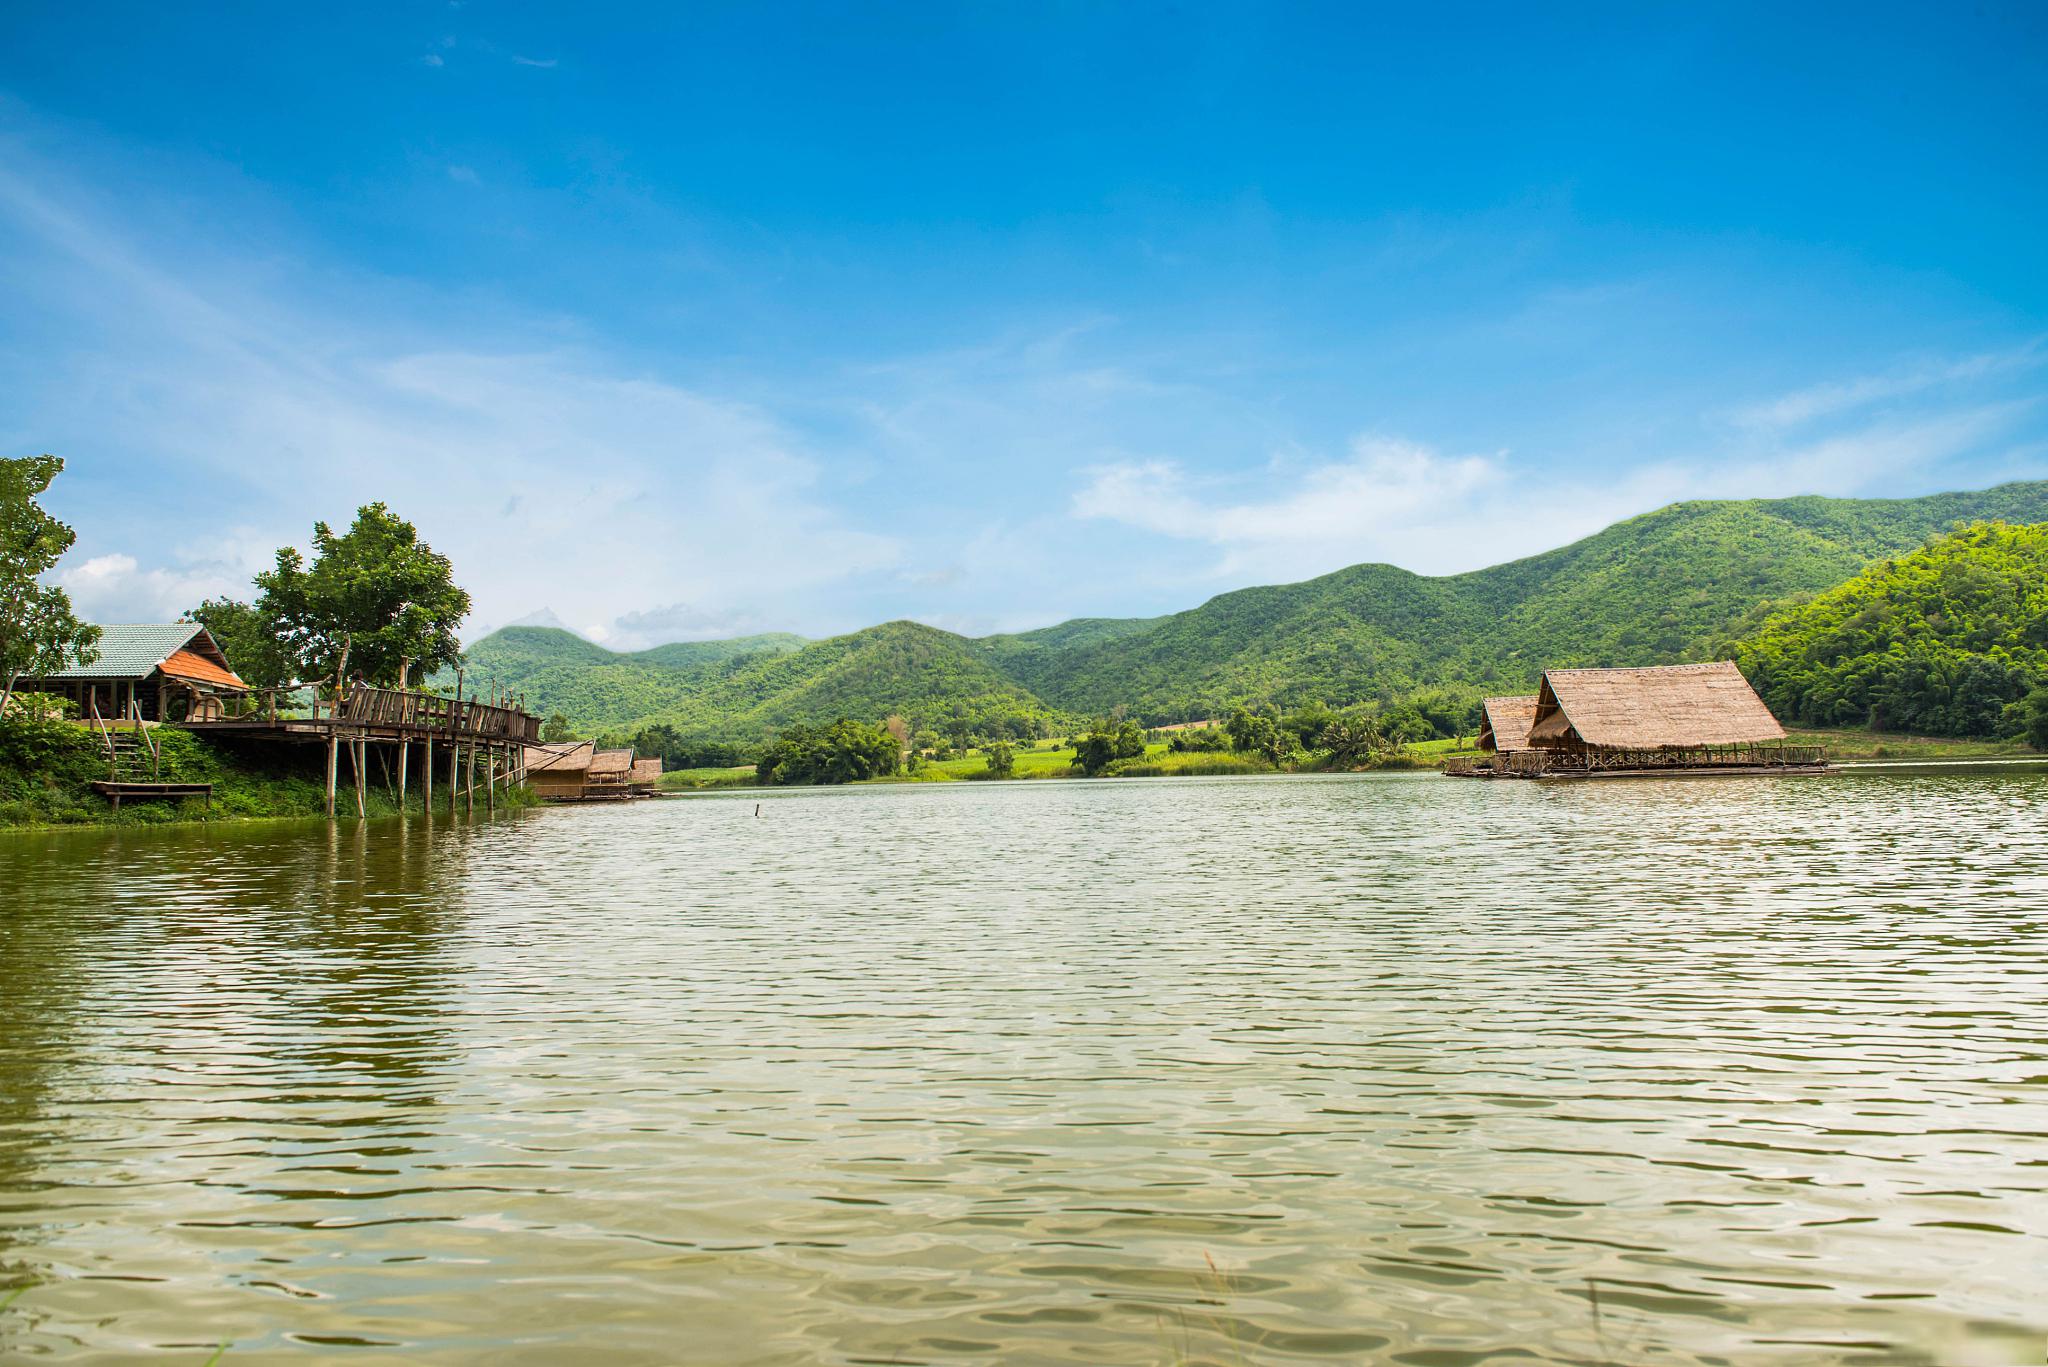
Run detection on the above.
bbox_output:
[1526,661,1784,751]
[1477,695,1539,753]
[628,757,662,789]
[523,740,595,774]
[588,748,635,785]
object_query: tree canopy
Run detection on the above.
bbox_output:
[1731,521,2048,738]
[756,719,901,785]
[0,455,100,711]
[197,503,470,688]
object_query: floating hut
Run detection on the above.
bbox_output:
[1476,694,1539,760]
[587,748,636,796]
[16,623,246,723]
[628,757,663,792]
[1506,661,1825,778]
[523,741,597,800]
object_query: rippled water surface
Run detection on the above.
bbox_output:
[4,769,2048,1364]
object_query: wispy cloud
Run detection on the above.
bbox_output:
[510,55,558,69]
[1071,400,2039,584]
[0,150,901,643]
[1731,341,2045,430]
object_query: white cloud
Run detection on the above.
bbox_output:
[0,154,902,644]
[56,552,249,623]
[1732,342,2045,430]
[419,53,445,68]
[510,55,558,68]
[1069,402,2037,585]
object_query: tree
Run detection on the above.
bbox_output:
[1225,707,1293,764]
[541,713,576,743]
[189,595,294,690]
[243,503,471,687]
[756,719,901,785]
[983,739,1015,779]
[0,455,100,712]
[2025,686,2048,752]
[1070,718,1145,775]
[1320,713,1389,767]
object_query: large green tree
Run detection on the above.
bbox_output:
[198,504,470,688]
[0,456,100,712]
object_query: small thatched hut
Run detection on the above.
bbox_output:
[1520,661,1819,775]
[1477,695,1539,755]
[523,741,596,800]
[628,757,663,792]
[586,748,636,794]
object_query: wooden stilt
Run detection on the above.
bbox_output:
[424,736,433,812]
[486,744,496,814]
[398,737,409,811]
[354,737,367,819]
[326,734,339,818]
[465,744,475,815]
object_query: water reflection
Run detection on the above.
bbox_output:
[1,771,2046,1363]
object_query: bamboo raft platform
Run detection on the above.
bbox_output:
[182,680,541,818]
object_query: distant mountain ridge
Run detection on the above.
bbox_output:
[460,480,2048,742]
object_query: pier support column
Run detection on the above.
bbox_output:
[325,735,338,819]
[353,736,367,819]
[398,738,409,812]
[424,736,433,813]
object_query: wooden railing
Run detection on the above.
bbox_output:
[332,682,539,741]
[181,680,540,742]
[1505,744,1827,776]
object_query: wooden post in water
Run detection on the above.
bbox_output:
[396,659,411,811]
[486,743,496,814]
[465,743,475,816]
[353,736,367,819]
[423,735,434,813]
[326,734,339,818]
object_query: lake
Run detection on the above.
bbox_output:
[3,768,2046,1364]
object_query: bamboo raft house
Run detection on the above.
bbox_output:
[1455,661,1827,779]
[523,741,597,800]
[1475,694,1539,764]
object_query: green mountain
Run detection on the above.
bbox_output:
[462,480,2048,744]
[1009,481,2048,720]
[453,626,807,724]
[1729,520,2048,737]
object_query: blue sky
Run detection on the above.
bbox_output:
[3,3,2044,646]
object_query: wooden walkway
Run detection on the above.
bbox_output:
[181,682,541,818]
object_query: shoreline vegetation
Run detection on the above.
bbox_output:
[5,459,2044,827]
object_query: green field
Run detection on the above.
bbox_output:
[1786,727,2036,762]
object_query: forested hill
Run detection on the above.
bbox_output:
[998,480,2048,719]
[462,479,2048,742]
[1730,520,2048,737]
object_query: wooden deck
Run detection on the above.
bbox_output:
[183,682,539,745]
[177,681,541,819]
[92,781,212,810]
[1446,744,1830,780]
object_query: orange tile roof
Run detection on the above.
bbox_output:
[159,647,246,690]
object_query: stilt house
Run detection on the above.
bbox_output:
[16,623,246,722]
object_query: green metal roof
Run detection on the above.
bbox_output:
[45,624,209,680]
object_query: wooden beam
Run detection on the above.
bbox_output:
[326,734,338,818]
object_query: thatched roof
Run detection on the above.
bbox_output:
[1477,695,1539,752]
[588,748,635,777]
[523,741,595,773]
[1527,661,1785,750]
[629,758,662,784]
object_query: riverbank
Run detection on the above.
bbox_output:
[0,717,540,830]
[660,736,1460,791]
